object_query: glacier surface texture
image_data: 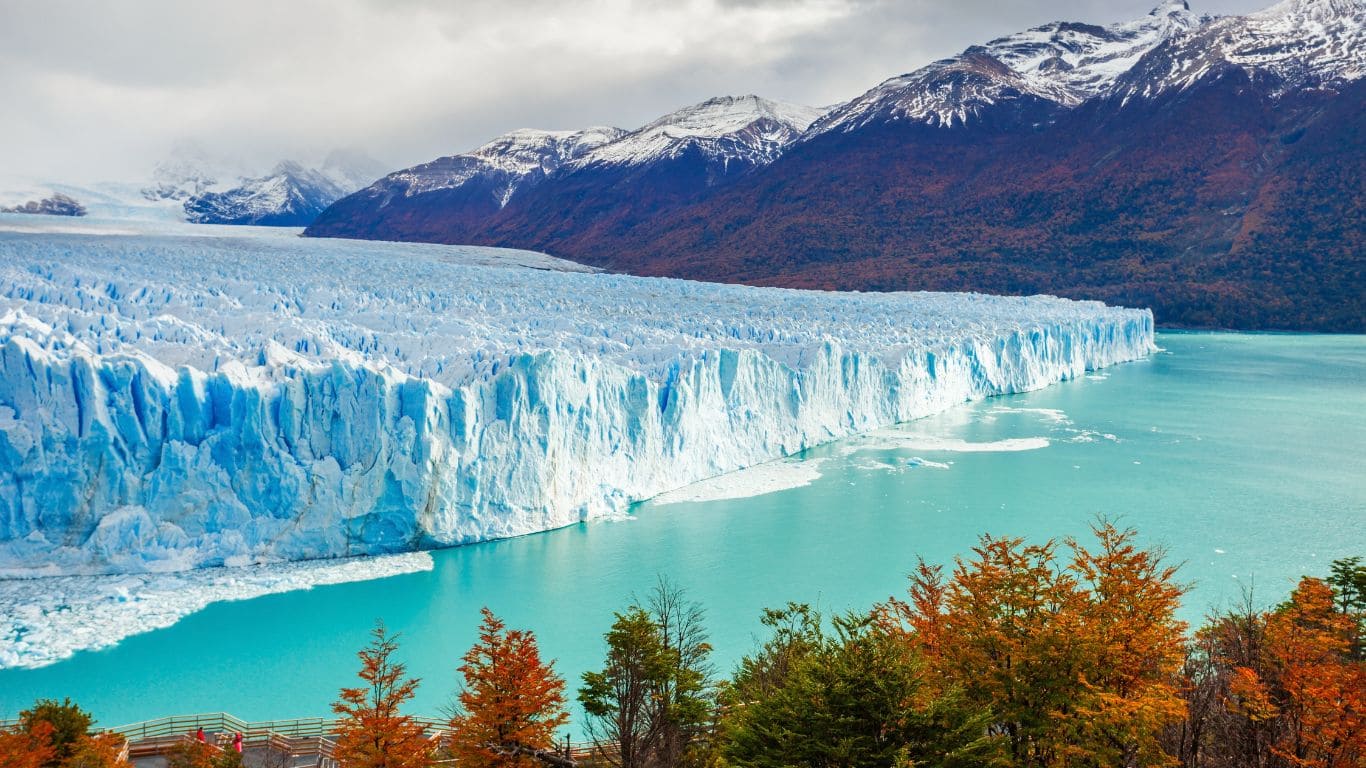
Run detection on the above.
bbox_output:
[0,225,1154,576]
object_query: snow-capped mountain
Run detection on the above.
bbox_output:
[1112,0,1365,100]
[177,150,387,226]
[336,95,819,215]
[319,148,391,192]
[571,95,824,170]
[183,161,348,226]
[141,141,250,203]
[377,126,624,208]
[809,0,1201,133]
[305,0,1363,331]
[304,95,821,242]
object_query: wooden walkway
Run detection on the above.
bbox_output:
[1,712,608,767]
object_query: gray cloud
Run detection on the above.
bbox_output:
[0,0,1269,185]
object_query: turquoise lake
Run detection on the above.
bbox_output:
[1,332,1363,730]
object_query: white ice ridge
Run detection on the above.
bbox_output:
[0,225,1154,576]
[651,457,827,506]
[0,551,433,669]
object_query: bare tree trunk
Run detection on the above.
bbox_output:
[481,741,578,768]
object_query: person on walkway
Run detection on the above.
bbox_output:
[196,727,206,743]
[233,732,243,753]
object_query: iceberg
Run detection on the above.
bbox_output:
[0,223,1154,577]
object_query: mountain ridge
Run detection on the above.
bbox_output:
[304,0,1365,331]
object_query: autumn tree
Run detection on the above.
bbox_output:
[722,610,993,768]
[19,699,93,768]
[1165,561,1365,768]
[165,740,241,768]
[447,608,570,768]
[61,735,131,768]
[1254,577,1362,768]
[1166,591,1278,768]
[1066,523,1188,767]
[1,700,129,768]
[333,622,433,768]
[883,521,1188,768]
[0,721,57,768]
[891,535,1087,767]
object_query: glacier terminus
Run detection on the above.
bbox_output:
[0,221,1154,578]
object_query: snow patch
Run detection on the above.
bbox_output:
[809,1,1200,133]
[574,95,824,169]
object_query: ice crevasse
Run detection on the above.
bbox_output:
[0,227,1155,576]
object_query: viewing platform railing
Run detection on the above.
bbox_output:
[0,712,608,764]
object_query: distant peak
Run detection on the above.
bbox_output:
[1258,0,1365,17]
[466,126,626,167]
[1151,0,1191,14]
[270,160,307,176]
[565,95,823,169]
[657,94,824,131]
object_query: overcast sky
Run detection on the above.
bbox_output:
[1,0,1269,185]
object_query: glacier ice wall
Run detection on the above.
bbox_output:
[0,226,1154,576]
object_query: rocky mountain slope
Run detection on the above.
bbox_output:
[0,193,86,217]
[305,0,1365,331]
[807,0,1201,133]
[305,96,821,243]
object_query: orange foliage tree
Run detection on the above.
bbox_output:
[1167,565,1365,768]
[1,699,129,768]
[883,521,1188,768]
[332,622,433,768]
[62,735,132,768]
[447,608,570,768]
[1236,578,1364,768]
[1067,523,1188,767]
[164,739,239,768]
[0,721,57,768]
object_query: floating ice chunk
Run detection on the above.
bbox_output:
[843,432,1052,454]
[0,552,433,670]
[652,458,825,505]
[905,457,951,469]
[1068,430,1120,444]
[988,406,1070,424]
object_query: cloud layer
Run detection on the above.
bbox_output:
[0,0,1266,184]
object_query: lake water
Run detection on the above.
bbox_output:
[1,332,1363,731]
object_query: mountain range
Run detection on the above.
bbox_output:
[299,0,1361,331]
[145,147,389,226]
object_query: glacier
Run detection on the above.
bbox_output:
[0,219,1154,578]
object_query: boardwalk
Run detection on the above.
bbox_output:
[1,713,609,768]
